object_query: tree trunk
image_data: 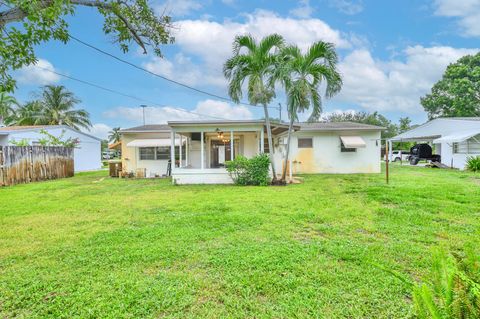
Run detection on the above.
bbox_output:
[281,115,294,182]
[262,103,277,182]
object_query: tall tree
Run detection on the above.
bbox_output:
[223,34,285,182]
[0,92,17,125]
[324,111,398,138]
[421,52,480,119]
[35,85,91,130]
[108,127,121,143]
[0,0,174,92]
[398,116,411,133]
[275,42,342,182]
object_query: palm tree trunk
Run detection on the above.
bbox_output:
[281,115,294,182]
[262,103,277,181]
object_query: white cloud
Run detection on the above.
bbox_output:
[290,0,314,18]
[142,53,225,87]
[103,99,253,124]
[16,59,60,85]
[434,0,480,37]
[156,0,203,17]
[175,10,351,65]
[328,0,364,15]
[144,10,352,91]
[87,123,112,140]
[335,46,479,113]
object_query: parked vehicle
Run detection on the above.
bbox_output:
[385,150,410,162]
[408,143,441,165]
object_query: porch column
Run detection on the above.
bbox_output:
[200,131,204,170]
[260,129,265,154]
[179,135,183,167]
[230,130,234,160]
[170,130,175,168]
[186,137,189,166]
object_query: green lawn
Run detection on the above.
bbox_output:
[0,165,479,318]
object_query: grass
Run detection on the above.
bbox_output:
[0,165,479,318]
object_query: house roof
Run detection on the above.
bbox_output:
[120,121,383,135]
[390,117,480,142]
[167,120,266,126]
[0,125,48,131]
[297,121,385,131]
[119,124,171,133]
[0,125,103,141]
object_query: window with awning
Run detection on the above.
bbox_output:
[340,136,366,151]
[126,139,182,147]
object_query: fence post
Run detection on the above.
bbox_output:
[0,146,4,186]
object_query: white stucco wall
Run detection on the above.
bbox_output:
[274,130,381,174]
[121,132,171,176]
[3,127,101,172]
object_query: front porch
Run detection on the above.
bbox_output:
[168,120,288,184]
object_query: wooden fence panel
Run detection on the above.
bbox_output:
[0,146,74,186]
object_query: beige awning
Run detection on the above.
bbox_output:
[340,136,366,148]
[126,139,182,147]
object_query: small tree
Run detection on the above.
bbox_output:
[274,42,342,183]
[224,34,285,183]
[108,127,122,143]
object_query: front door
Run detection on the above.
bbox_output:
[211,140,234,168]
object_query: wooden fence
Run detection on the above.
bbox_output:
[0,146,74,186]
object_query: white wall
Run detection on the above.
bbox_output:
[274,130,381,174]
[5,127,101,172]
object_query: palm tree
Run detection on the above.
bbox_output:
[36,85,91,130]
[10,100,43,126]
[274,42,342,182]
[0,92,18,126]
[224,34,285,182]
[108,127,121,143]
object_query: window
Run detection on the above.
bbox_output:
[156,146,170,160]
[298,138,313,148]
[340,141,356,152]
[139,146,186,160]
[139,147,155,160]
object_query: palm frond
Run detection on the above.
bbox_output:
[258,33,285,56]
[232,34,257,56]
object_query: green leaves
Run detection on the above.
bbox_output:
[465,156,480,172]
[421,53,480,119]
[275,41,342,122]
[0,0,174,92]
[225,154,271,186]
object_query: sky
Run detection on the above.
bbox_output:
[11,0,480,139]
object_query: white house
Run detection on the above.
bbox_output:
[389,117,480,170]
[119,120,383,184]
[0,125,102,172]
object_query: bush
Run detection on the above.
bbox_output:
[225,154,270,186]
[466,156,480,172]
[379,248,480,319]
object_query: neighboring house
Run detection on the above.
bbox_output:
[0,125,102,172]
[389,117,480,170]
[119,120,383,184]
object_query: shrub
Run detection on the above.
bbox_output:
[225,154,270,186]
[379,248,480,319]
[466,156,480,172]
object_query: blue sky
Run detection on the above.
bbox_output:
[11,0,480,138]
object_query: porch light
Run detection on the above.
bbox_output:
[215,128,224,139]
